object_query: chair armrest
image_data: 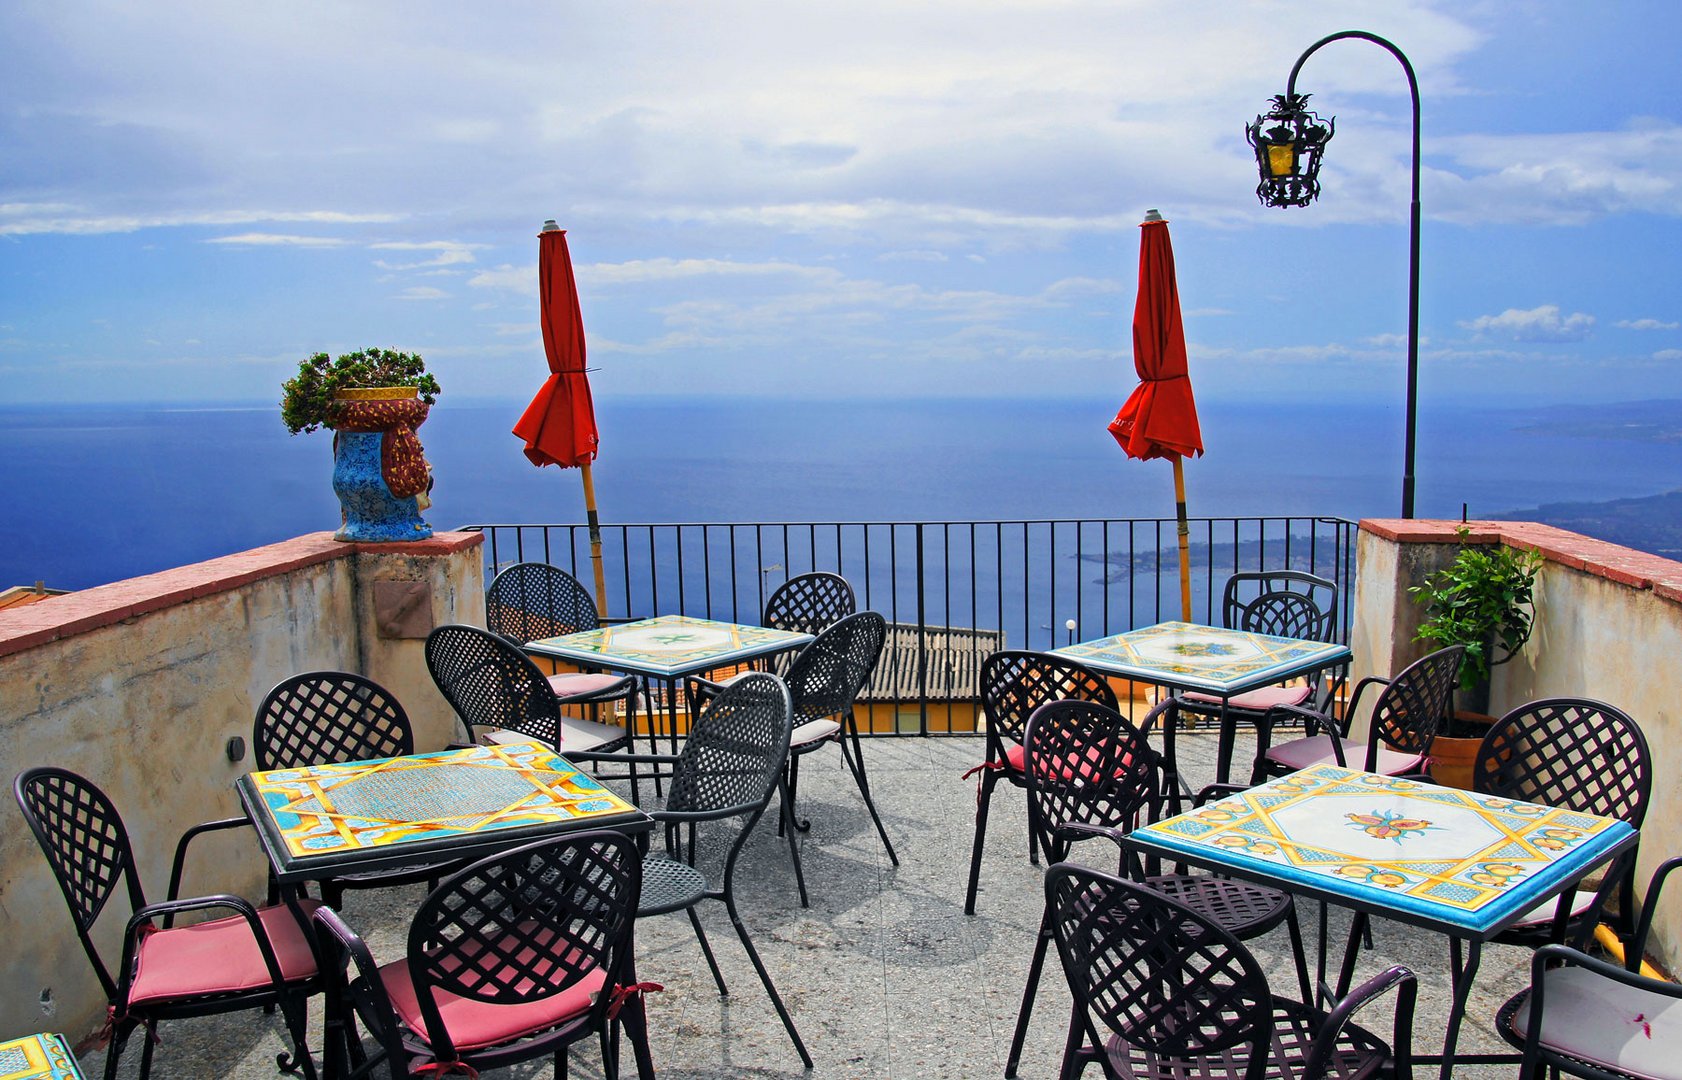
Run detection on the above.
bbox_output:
[126,894,287,988]
[312,905,403,1055]
[1342,674,1390,729]
[567,748,683,767]
[651,801,762,826]
[1306,965,1417,1079]
[168,816,255,903]
[1136,698,1177,737]
[1193,783,1250,807]
[684,675,727,716]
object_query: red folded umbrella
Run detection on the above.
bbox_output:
[512,223,607,615]
[1108,212,1203,619]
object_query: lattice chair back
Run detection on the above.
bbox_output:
[980,650,1119,753]
[782,611,886,722]
[1367,644,1463,761]
[1047,863,1272,1064]
[1022,699,1163,864]
[1222,570,1339,643]
[667,672,794,818]
[403,830,642,1064]
[426,623,562,748]
[1473,697,1651,826]
[763,572,856,637]
[486,561,601,645]
[254,671,415,771]
[14,767,147,999]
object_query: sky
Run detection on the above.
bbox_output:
[3,1,1682,409]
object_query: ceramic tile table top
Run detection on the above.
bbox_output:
[1054,621,1351,790]
[1126,763,1637,938]
[1053,620,1350,696]
[237,741,651,885]
[525,614,813,679]
[0,1034,83,1080]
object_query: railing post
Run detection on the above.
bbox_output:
[915,523,928,736]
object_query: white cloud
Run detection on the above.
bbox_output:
[394,286,449,301]
[466,264,535,297]
[580,258,832,285]
[1459,305,1595,343]
[206,233,348,247]
[1616,318,1679,330]
[1654,349,1682,362]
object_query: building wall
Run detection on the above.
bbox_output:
[0,532,483,1042]
[1353,519,1682,969]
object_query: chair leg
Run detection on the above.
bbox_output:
[785,754,811,833]
[779,775,810,908]
[723,899,813,1069]
[619,982,658,1080]
[965,771,998,915]
[557,1044,571,1079]
[838,730,898,865]
[1006,909,1054,1078]
[686,907,730,997]
[1057,1002,1088,1080]
[136,1023,157,1080]
[278,993,320,1080]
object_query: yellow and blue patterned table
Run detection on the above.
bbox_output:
[0,1034,83,1080]
[236,741,652,885]
[527,614,814,754]
[1125,764,1638,1076]
[1054,621,1351,790]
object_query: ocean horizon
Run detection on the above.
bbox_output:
[3,395,1679,592]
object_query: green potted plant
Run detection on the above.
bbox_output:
[1408,526,1543,787]
[281,348,442,542]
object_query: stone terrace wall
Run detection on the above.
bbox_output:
[1353,519,1682,969]
[0,532,484,1042]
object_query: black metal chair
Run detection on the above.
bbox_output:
[963,650,1118,916]
[1044,862,1416,1080]
[311,830,653,1080]
[764,570,856,637]
[574,671,814,1069]
[1474,697,1652,944]
[254,671,462,910]
[1174,571,1340,780]
[425,623,635,756]
[1251,643,1464,784]
[485,560,604,644]
[1495,856,1682,1080]
[1006,698,1312,1078]
[15,767,320,1080]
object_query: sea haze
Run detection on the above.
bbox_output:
[2,397,1678,591]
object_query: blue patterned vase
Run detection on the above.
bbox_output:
[331,429,433,542]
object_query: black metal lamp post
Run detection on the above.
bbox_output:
[1247,31,1422,519]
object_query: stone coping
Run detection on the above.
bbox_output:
[0,531,483,660]
[1361,518,1682,605]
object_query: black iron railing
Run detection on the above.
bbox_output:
[463,517,1358,734]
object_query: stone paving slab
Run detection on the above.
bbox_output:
[77,730,1539,1078]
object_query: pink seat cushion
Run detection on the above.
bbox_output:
[1509,965,1682,1079]
[1181,685,1312,711]
[791,718,842,748]
[1265,734,1426,775]
[381,947,606,1052]
[128,900,321,1006]
[999,741,1135,782]
[546,673,627,699]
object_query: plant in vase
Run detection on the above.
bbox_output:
[281,348,442,542]
[1408,527,1543,787]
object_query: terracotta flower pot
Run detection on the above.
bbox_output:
[1427,710,1495,790]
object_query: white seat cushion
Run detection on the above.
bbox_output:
[481,715,625,752]
[1510,965,1682,1079]
[791,718,841,748]
[1508,888,1600,929]
[1265,734,1426,775]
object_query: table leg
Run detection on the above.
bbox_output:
[1439,936,1482,1080]
[1214,697,1236,786]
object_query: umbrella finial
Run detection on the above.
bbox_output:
[1143,208,1164,223]
[540,219,561,232]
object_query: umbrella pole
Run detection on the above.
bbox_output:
[1173,455,1192,622]
[580,463,608,620]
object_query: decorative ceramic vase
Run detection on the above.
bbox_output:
[330,387,433,543]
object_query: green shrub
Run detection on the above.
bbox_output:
[1409,527,1543,690]
[280,348,441,435]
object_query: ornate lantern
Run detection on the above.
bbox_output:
[1246,93,1334,208]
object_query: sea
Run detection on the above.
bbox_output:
[3,396,1680,592]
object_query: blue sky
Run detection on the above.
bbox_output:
[3,1,1681,408]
